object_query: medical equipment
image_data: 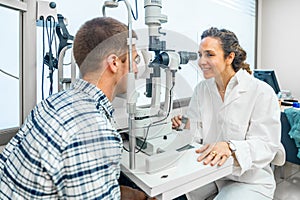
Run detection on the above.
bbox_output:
[37,1,58,98]
[37,1,75,96]
[103,0,139,169]
[103,0,197,170]
[0,69,19,80]
[253,69,281,95]
[55,14,75,91]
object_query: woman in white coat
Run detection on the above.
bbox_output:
[172,27,282,200]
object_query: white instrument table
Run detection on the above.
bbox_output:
[121,144,233,200]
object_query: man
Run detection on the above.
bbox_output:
[0,17,149,200]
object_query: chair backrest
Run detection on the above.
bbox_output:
[271,143,286,166]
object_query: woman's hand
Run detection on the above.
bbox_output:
[171,115,182,129]
[195,142,232,166]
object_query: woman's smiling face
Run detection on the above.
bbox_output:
[198,36,227,79]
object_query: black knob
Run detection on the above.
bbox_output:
[49,2,56,9]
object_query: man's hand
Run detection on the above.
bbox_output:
[120,185,156,200]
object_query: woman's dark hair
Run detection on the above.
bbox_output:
[201,27,251,74]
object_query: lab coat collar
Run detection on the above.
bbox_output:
[222,69,251,107]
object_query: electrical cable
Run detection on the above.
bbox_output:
[124,82,175,153]
[132,0,138,20]
[118,0,138,20]
[46,16,54,96]
[0,68,19,80]
[42,16,58,97]
[135,83,174,153]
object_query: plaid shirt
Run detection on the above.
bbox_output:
[0,79,123,199]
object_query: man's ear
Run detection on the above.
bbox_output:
[226,52,235,65]
[106,54,118,73]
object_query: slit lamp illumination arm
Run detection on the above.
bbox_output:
[102,0,138,170]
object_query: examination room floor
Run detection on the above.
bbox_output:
[274,162,300,200]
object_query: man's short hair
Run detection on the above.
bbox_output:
[73,17,137,77]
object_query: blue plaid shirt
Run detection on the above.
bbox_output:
[0,79,123,199]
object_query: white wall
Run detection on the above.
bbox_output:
[258,0,300,98]
[36,0,256,103]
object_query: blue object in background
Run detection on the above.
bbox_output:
[284,108,300,159]
[293,102,300,108]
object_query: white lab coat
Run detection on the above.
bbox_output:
[186,69,282,199]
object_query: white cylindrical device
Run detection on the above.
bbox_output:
[144,0,167,37]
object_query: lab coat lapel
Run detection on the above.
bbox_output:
[223,87,243,107]
[223,70,250,108]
